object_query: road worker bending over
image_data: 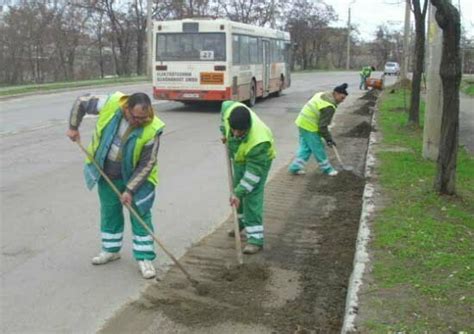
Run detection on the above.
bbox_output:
[288,83,349,176]
[359,65,376,90]
[221,101,275,254]
[66,92,165,279]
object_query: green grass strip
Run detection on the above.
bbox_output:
[461,74,474,96]
[0,76,149,97]
[362,88,474,332]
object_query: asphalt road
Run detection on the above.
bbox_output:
[0,72,367,333]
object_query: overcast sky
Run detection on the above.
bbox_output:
[327,0,474,41]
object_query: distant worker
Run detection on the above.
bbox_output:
[288,83,349,176]
[220,101,275,254]
[359,66,376,90]
[66,92,165,279]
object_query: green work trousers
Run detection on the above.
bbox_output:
[232,162,271,246]
[360,74,368,90]
[97,178,155,260]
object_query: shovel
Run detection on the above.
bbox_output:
[224,144,244,265]
[332,146,354,172]
[75,141,201,290]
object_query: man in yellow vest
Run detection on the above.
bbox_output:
[66,92,165,279]
[359,66,375,90]
[221,101,275,254]
[288,83,348,176]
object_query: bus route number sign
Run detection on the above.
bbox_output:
[200,51,214,60]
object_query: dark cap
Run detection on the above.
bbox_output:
[228,106,251,130]
[334,83,349,95]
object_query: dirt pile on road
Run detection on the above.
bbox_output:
[99,163,366,334]
[343,121,373,138]
[353,101,375,116]
[359,89,379,101]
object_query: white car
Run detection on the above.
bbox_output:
[384,62,400,76]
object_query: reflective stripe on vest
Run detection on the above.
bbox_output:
[295,92,336,132]
[223,102,276,163]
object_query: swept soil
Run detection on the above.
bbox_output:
[99,95,373,334]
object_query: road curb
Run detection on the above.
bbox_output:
[341,99,379,333]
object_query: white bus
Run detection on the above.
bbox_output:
[152,18,291,106]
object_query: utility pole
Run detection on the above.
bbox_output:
[345,5,352,70]
[271,0,276,28]
[146,0,153,80]
[422,2,443,160]
[401,0,411,81]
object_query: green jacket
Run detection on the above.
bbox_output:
[360,66,373,77]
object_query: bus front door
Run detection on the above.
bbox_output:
[262,39,270,97]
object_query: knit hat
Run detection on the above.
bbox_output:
[228,107,251,130]
[334,83,349,95]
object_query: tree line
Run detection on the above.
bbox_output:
[0,0,411,85]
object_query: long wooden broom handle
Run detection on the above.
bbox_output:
[224,143,244,265]
[332,146,344,166]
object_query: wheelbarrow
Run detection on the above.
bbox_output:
[365,77,383,90]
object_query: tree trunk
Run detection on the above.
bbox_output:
[423,3,444,161]
[136,30,145,75]
[302,45,307,70]
[408,0,428,126]
[431,0,461,195]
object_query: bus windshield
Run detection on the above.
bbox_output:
[156,33,226,61]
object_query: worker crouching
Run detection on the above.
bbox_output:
[221,101,275,254]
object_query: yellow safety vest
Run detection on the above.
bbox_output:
[295,92,335,132]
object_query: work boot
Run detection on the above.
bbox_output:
[91,251,120,265]
[243,244,262,254]
[328,170,338,176]
[138,260,156,279]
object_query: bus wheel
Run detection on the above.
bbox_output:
[273,76,284,97]
[247,81,256,107]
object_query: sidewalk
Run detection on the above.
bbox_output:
[460,93,473,154]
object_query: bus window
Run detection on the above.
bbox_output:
[240,35,250,65]
[284,42,291,63]
[271,40,278,63]
[156,33,226,61]
[249,36,258,64]
[202,35,225,60]
[156,35,166,60]
[232,35,240,64]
